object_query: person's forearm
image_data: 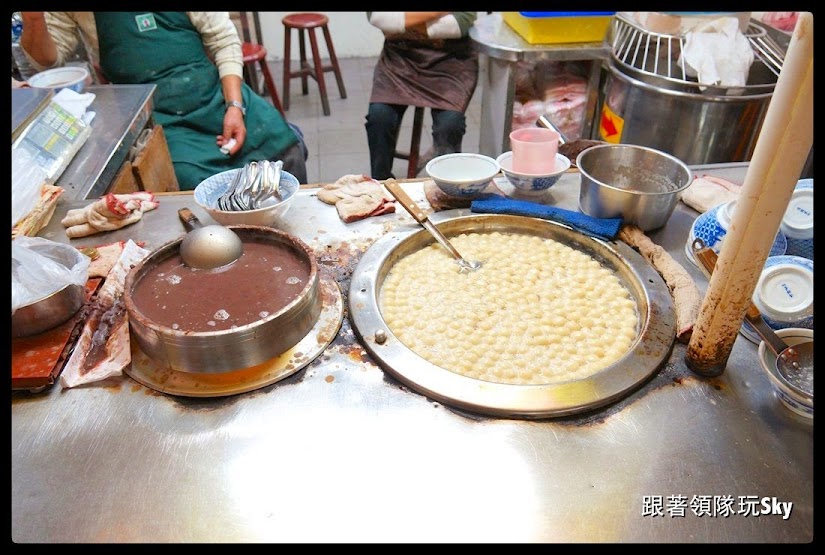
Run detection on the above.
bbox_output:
[221,74,243,106]
[19,12,59,66]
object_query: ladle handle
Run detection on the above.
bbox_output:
[178,208,204,232]
[535,115,568,145]
[384,179,428,224]
[692,240,790,357]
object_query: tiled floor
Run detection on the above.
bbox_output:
[258,56,482,185]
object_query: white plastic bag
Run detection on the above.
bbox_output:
[11,236,90,314]
[11,149,48,228]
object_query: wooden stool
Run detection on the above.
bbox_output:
[393,107,426,179]
[241,42,284,117]
[281,12,347,116]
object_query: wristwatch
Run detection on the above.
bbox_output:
[225,100,246,117]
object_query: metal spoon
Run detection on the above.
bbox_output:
[177,208,244,270]
[691,239,813,397]
[384,179,482,272]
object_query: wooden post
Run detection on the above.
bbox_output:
[685,13,813,377]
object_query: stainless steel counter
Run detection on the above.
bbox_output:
[55,84,155,201]
[12,162,813,543]
[470,13,610,158]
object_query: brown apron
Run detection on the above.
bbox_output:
[369,37,478,113]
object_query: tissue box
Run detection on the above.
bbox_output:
[502,12,615,44]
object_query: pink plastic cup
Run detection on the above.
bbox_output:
[509,127,560,174]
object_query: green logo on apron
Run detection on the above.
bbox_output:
[135,14,157,32]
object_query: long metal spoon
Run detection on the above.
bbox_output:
[691,239,813,398]
[178,208,244,270]
[384,179,482,273]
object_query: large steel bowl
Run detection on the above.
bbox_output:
[577,144,692,231]
[123,225,321,373]
[349,212,677,419]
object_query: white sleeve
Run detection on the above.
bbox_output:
[426,14,462,39]
[368,12,406,34]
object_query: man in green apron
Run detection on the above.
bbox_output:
[365,12,478,180]
[20,12,307,190]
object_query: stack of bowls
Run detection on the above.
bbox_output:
[740,255,814,344]
[496,150,571,197]
[425,153,500,197]
[685,200,787,267]
[781,178,813,261]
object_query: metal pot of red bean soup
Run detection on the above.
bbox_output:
[123,225,321,373]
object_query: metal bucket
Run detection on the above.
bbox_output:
[123,225,321,374]
[599,58,773,165]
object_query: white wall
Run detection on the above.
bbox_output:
[256,12,387,61]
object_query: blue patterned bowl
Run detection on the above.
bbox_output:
[194,167,299,227]
[685,200,787,267]
[426,153,500,197]
[781,178,813,260]
[496,151,570,196]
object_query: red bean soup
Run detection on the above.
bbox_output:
[130,240,311,332]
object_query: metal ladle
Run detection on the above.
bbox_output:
[384,179,482,273]
[691,239,813,397]
[178,208,244,270]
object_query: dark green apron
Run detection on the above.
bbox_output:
[94,12,297,190]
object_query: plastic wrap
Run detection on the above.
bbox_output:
[11,236,90,314]
[11,149,48,228]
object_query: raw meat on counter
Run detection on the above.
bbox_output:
[317,174,396,223]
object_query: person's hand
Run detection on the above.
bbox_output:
[217,108,246,156]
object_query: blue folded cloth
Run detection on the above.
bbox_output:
[470,195,623,240]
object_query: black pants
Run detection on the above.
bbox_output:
[279,141,307,184]
[365,103,467,180]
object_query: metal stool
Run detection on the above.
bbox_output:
[241,42,284,117]
[393,106,427,179]
[281,12,347,116]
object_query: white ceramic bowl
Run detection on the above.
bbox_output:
[194,167,299,227]
[685,200,787,267]
[425,153,500,197]
[757,327,813,418]
[496,151,570,195]
[781,178,814,260]
[28,66,90,93]
[740,255,814,343]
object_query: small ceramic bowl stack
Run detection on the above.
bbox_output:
[781,178,813,261]
[495,150,570,197]
[740,255,814,344]
[685,200,787,267]
[425,153,500,197]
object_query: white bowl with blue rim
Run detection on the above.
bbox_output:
[193,167,299,227]
[781,178,813,260]
[425,153,500,197]
[28,66,90,93]
[496,151,570,197]
[685,200,787,267]
[757,327,813,418]
[740,255,814,344]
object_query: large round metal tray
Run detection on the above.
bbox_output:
[349,212,676,419]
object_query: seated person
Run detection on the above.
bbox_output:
[21,11,308,190]
[365,12,479,180]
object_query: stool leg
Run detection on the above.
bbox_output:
[259,58,284,117]
[407,107,425,178]
[321,24,347,99]
[308,28,331,116]
[298,29,309,96]
[282,28,292,110]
